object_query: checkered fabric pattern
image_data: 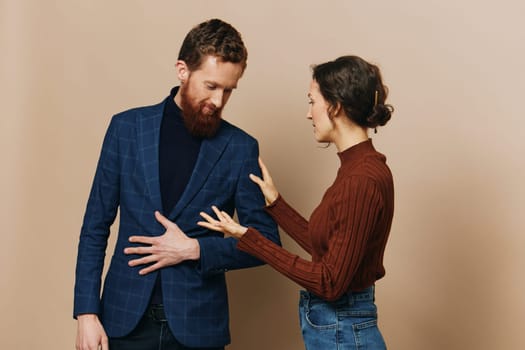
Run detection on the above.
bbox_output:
[74,98,280,347]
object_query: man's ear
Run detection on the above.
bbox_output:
[175,60,189,83]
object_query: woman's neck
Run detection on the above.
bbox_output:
[333,124,369,153]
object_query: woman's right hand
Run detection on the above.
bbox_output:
[249,157,279,206]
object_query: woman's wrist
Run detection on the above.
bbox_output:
[233,226,249,239]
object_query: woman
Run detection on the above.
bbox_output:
[198,55,394,349]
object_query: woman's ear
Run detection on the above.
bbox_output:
[327,102,342,120]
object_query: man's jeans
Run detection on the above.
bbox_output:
[109,304,225,350]
[299,286,387,350]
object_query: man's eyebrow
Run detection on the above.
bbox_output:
[204,80,238,90]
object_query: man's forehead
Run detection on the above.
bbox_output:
[191,56,243,87]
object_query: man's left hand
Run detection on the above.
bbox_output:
[124,211,200,275]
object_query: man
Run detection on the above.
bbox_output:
[74,19,280,350]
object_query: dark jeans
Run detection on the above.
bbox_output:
[109,304,225,350]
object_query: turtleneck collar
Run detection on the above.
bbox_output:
[164,86,184,125]
[337,139,375,165]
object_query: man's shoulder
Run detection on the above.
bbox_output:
[219,120,257,144]
[111,98,167,123]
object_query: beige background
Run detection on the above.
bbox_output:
[1,0,524,349]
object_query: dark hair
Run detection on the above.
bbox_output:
[178,18,248,73]
[312,55,393,129]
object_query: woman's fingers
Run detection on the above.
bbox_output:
[199,211,217,224]
[211,205,224,219]
[249,173,263,186]
[198,206,232,229]
[258,157,273,182]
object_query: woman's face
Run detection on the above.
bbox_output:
[307,79,334,143]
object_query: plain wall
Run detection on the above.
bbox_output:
[1,0,524,348]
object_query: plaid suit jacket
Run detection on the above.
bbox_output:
[74,97,280,347]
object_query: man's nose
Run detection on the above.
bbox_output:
[210,90,224,109]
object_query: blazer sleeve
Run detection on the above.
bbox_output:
[73,116,120,317]
[197,140,280,276]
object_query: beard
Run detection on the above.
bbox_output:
[179,84,223,138]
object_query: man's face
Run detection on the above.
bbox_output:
[176,55,244,138]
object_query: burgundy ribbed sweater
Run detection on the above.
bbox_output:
[237,139,394,301]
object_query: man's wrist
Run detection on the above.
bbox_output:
[77,313,98,321]
[189,238,200,260]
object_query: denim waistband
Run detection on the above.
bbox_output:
[347,285,375,302]
[301,285,375,304]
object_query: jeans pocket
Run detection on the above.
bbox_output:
[301,299,337,329]
[351,319,386,350]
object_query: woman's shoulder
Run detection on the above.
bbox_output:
[339,152,393,187]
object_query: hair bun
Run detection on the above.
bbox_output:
[367,103,394,128]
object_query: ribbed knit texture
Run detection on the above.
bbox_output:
[237,139,394,301]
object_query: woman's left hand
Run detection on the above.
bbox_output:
[198,206,248,239]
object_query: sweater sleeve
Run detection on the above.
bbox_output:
[265,195,312,253]
[237,175,382,301]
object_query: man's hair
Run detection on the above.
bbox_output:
[178,18,248,73]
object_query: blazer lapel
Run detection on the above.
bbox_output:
[137,100,166,212]
[170,123,233,220]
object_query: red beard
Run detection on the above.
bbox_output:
[179,85,223,138]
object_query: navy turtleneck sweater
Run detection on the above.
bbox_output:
[151,86,202,304]
[159,86,202,214]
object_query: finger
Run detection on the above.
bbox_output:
[249,173,263,186]
[101,337,109,350]
[221,210,234,223]
[124,246,152,255]
[211,205,225,220]
[154,210,173,229]
[258,157,271,179]
[128,235,155,245]
[214,207,233,222]
[197,221,211,228]
[128,255,156,267]
[258,156,265,170]
[197,221,223,232]
[139,261,164,275]
[199,211,217,224]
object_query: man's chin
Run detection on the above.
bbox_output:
[179,97,222,137]
[186,119,222,138]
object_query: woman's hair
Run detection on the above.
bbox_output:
[178,18,248,73]
[312,55,393,129]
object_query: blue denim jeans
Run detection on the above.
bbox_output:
[299,286,386,350]
[109,304,224,350]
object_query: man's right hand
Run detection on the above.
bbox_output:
[76,314,108,350]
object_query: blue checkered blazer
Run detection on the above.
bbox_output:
[74,97,280,347]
